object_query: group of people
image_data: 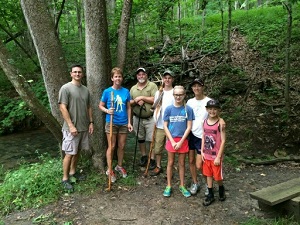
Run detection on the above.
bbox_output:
[58,64,226,206]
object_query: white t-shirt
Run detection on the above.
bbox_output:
[186,96,211,138]
[153,89,174,129]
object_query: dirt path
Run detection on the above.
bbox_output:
[3,162,300,225]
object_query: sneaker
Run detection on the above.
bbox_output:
[61,180,73,191]
[179,186,191,198]
[106,170,117,182]
[189,183,200,195]
[115,165,127,178]
[204,184,209,197]
[139,155,148,167]
[69,172,86,183]
[203,195,215,206]
[163,186,172,197]
[149,159,156,170]
[150,167,163,176]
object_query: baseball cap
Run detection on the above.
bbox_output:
[206,99,221,108]
[136,67,146,74]
[163,69,174,77]
[190,78,204,87]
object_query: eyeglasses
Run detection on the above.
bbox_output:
[173,94,185,97]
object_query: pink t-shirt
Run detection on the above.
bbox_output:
[202,119,221,160]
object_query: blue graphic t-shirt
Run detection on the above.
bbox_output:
[163,104,194,138]
[100,86,131,125]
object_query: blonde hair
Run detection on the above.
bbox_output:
[111,67,123,78]
[173,85,186,94]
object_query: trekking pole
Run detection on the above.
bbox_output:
[143,124,157,177]
[106,91,114,191]
[132,105,143,171]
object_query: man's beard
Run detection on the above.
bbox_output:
[138,78,146,83]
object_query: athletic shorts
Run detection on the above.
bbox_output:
[188,132,202,154]
[62,130,89,155]
[165,137,189,153]
[153,128,166,155]
[202,159,223,181]
[105,123,128,134]
[133,116,154,142]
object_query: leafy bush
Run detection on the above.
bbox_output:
[0,155,62,215]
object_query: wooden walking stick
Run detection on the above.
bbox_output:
[106,91,114,191]
[143,124,157,177]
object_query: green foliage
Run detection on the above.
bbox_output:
[241,216,299,225]
[0,155,62,215]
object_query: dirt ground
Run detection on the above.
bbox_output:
[3,161,300,225]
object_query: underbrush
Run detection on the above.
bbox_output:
[241,216,299,225]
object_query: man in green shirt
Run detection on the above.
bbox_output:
[130,68,158,168]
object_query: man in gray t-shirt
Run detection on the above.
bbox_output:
[58,64,94,191]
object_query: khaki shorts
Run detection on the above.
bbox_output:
[62,130,89,155]
[153,128,166,155]
[105,123,128,134]
[133,116,154,142]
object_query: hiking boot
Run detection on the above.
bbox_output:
[179,186,191,198]
[61,180,73,191]
[163,186,172,197]
[106,170,117,182]
[219,185,226,201]
[139,155,148,167]
[69,172,86,183]
[203,195,215,206]
[115,165,127,178]
[150,167,163,176]
[189,183,200,195]
[149,159,156,170]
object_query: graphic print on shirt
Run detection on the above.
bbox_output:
[115,95,125,112]
[168,108,186,133]
[203,128,217,156]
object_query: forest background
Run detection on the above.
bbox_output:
[0,0,299,224]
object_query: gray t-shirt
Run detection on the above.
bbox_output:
[58,82,91,132]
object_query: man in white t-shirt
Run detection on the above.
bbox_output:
[150,70,174,176]
[186,78,211,195]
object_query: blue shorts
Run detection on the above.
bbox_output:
[188,132,202,155]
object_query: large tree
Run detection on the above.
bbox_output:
[0,40,62,143]
[20,0,69,124]
[84,0,112,169]
[117,0,133,70]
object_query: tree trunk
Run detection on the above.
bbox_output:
[284,1,292,113]
[117,0,132,71]
[20,0,69,124]
[75,0,83,42]
[227,0,232,62]
[0,41,62,143]
[84,0,112,170]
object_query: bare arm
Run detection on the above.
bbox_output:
[163,121,175,146]
[214,118,226,165]
[59,103,77,135]
[127,101,133,132]
[88,106,94,134]
[99,101,114,115]
[132,96,154,107]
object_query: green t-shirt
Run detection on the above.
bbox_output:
[58,82,91,132]
[130,81,158,118]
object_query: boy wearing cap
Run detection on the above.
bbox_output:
[201,99,226,206]
[150,70,174,176]
[130,68,158,167]
[186,78,211,195]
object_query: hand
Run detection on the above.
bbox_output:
[214,157,221,166]
[69,126,78,136]
[128,124,133,132]
[89,123,94,135]
[107,108,114,114]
